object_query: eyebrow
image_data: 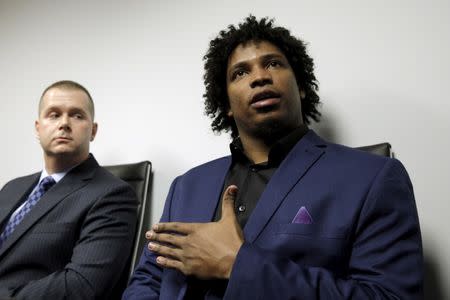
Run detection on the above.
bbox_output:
[42,106,89,116]
[259,53,286,62]
[228,53,287,73]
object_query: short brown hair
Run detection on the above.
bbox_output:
[39,80,95,119]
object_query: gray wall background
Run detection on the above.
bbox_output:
[1,0,449,298]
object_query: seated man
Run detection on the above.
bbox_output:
[124,16,423,299]
[0,80,138,299]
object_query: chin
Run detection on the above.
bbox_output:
[53,146,74,153]
[45,147,76,157]
[251,119,292,143]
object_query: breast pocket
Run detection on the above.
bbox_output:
[276,223,347,239]
[273,223,349,271]
[31,222,76,233]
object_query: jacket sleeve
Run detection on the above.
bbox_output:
[12,183,138,300]
[122,177,179,300]
[224,159,424,300]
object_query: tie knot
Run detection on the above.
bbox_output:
[40,176,56,191]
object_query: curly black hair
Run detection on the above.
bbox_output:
[203,15,321,138]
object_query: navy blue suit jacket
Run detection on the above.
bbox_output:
[124,131,423,299]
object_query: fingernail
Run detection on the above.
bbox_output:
[156,257,165,264]
[228,187,237,196]
[148,242,155,250]
[152,224,159,231]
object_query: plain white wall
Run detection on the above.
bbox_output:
[1,0,449,298]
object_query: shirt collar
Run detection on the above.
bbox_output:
[230,124,309,167]
[40,169,67,184]
[40,162,80,184]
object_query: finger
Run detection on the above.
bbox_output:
[156,256,185,272]
[220,185,238,221]
[148,241,182,259]
[146,231,184,248]
[152,222,195,234]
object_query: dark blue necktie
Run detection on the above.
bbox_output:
[0,176,56,247]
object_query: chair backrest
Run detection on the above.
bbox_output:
[355,142,392,158]
[103,161,152,279]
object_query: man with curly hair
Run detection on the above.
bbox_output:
[124,16,423,299]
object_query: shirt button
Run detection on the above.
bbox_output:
[238,205,246,212]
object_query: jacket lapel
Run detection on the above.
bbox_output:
[244,130,327,242]
[189,157,232,223]
[170,157,231,300]
[0,155,98,256]
[0,174,39,226]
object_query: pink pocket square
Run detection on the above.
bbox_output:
[292,206,313,224]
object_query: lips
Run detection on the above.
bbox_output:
[250,90,281,109]
[251,90,281,103]
[54,136,72,142]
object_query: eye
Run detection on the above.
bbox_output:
[231,69,247,80]
[70,111,86,120]
[48,112,59,119]
[267,60,282,68]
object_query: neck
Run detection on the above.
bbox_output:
[44,153,88,174]
[237,123,303,164]
[238,132,272,164]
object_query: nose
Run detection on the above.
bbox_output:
[250,67,272,88]
[58,114,71,130]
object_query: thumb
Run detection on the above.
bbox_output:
[220,185,238,221]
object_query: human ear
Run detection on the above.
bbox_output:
[300,90,306,99]
[90,123,98,142]
[34,120,40,141]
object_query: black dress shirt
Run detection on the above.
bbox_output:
[214,125,309,227]
[185,125,309,299]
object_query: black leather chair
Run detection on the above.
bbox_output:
[355,142,392,157]
[103,161,152,296]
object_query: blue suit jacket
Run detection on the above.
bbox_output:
[124,131,423,299]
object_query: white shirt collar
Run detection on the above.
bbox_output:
[40,159,85,184]
[40,169,67,183]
